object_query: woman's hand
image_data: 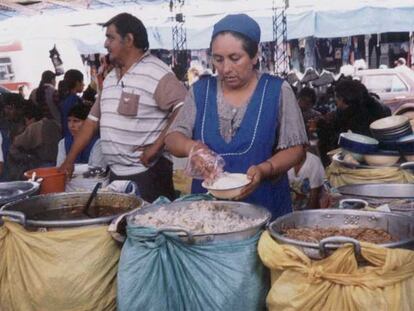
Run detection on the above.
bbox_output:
[186,141,224,182]
[233,165,264,200]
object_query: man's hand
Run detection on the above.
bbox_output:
[135,143,163,167]
[59,160,75,180]
[233,165,264,200]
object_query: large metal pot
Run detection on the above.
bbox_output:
[128,200,271,244]
[0,181,40,206]
[337,183,414,214]
[0,192,143,229]
[269,209,414,260]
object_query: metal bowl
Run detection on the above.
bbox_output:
[268,209,414,260]
[337,183,414,199]
[0,181,40,206]
[0,192,143,228]
[128,200,271,244]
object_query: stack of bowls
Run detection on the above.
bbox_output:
[396,134,414,161]
[338,132,379,162]
[370,116,412,150]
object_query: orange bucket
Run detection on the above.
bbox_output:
[24,167,66,194]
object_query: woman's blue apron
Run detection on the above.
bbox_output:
[191,74,292,219]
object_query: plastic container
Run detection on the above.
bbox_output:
[24,167,66,194]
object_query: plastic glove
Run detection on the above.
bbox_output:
[185,142,225,183]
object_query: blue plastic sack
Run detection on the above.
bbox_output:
[117,226,268,311]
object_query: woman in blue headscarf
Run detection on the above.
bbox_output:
[165,14,308,219]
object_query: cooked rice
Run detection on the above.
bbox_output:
[133,201,266,234]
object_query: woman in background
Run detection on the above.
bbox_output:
[30,70,60,125]
[59,69,85,136]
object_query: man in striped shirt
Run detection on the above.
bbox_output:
[60,13,187,202]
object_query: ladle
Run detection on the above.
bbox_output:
[84,182,102,218]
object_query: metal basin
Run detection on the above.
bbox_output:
[0,181,40,206]
[0,192,143,229]
[337,183,414,199]
[269,209,414,260]
[337,183,414,214]
[128,200,271,244]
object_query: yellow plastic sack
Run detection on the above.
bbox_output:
[0,221,120,311]
[326,161,414,188]
[258,231,414,311]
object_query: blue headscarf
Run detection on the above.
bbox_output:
[212,13,261,44]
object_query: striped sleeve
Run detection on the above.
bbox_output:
[153,72,187,111]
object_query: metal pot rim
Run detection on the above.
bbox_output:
[128,200,271,242]
[0,181,40,205]
[268,209,414,249]
[0,192,143,228]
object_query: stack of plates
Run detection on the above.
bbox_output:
[370,116,412,142]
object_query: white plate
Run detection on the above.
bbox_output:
[370,115,409,131]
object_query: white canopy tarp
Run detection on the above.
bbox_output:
[0,0,413,53]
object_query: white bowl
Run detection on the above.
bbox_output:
[370,115,409,131]
[202,173,251,199]
[364,154,400,166]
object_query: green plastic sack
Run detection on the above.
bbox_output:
[117,226,268,311]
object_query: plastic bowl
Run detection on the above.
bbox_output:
[202,173,251,199]
[338,132,379,157]
[364,150,400,166]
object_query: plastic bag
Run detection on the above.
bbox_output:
[185,142,225,182]
[117,227,268,311]
[0,221,119,311]
[258,231,414,311]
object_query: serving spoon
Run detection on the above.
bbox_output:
[84,182,102,218]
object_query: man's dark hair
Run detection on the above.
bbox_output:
[103,13,149,52]
[58,69,84,100]
[36,70,56,105]
[3,93,24,108]
[298,87,317,105]
[334,79,364,108]
[22,102,43,121]
[40,70,55,85]
[68,103,90,120]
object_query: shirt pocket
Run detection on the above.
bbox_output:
[117,91,140,116]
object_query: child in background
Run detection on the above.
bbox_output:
[56,103,105,169]
[288,148,326,210]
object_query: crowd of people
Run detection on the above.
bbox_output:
[0,12,396,215]
[0,67,101,181]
